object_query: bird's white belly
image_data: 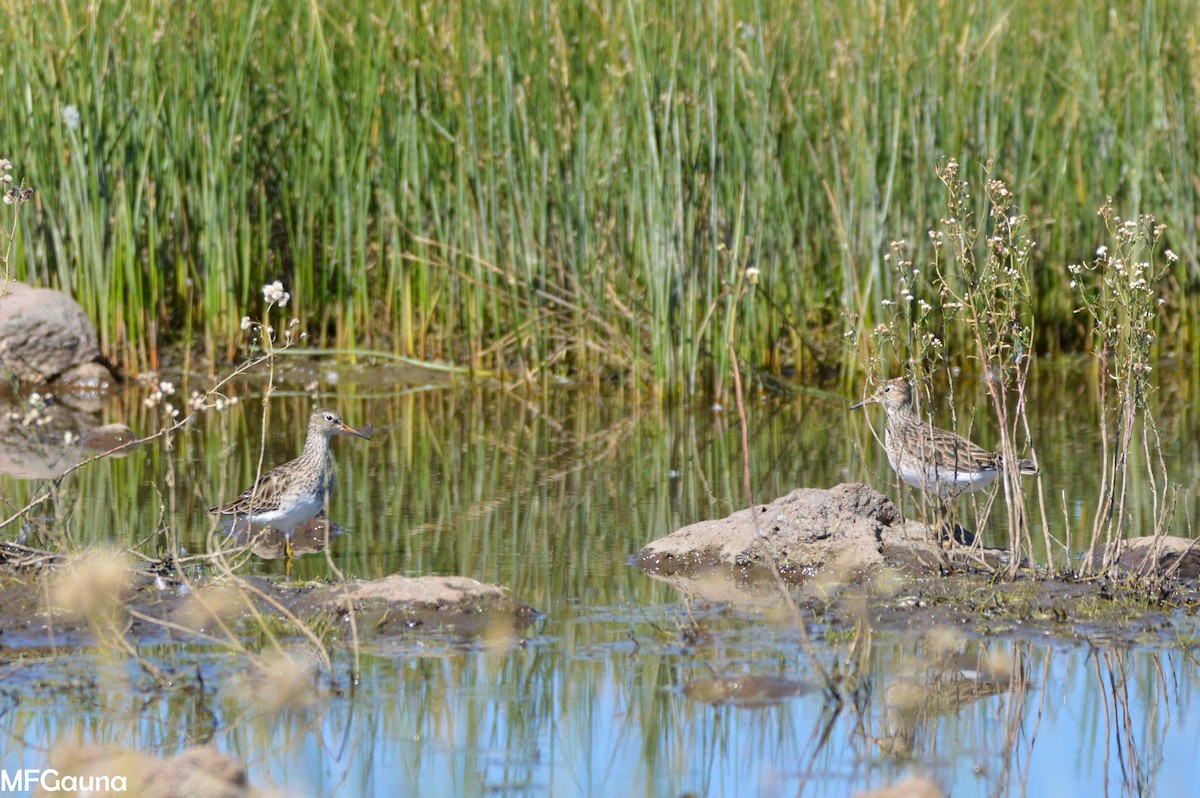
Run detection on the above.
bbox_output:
[893,460,998,497]
[245,493,324,535]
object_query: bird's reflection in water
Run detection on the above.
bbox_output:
[222,515,343,561]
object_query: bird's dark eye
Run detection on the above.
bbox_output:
[325,413,336,421]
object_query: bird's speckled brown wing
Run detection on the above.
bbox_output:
[209,462,295,516]
[923,423,1001,472]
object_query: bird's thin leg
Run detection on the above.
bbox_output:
[936,500,954,549]
[285,536,294,560]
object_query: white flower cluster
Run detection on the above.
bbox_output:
[284,317,304,343]
[143,379,180,417]
[188,391,239,413]
[263,280,290,307]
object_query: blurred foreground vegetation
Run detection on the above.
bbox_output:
[1,0,1197,397]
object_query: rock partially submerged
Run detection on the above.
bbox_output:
[0,282,114,388]
[321,573,512,607]
[634,483,951,580]
[301,574,535,637]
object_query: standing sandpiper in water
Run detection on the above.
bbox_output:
[851,379,1037,533]
[210,408,369,559]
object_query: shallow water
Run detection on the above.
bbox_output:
[3,360,1200,796]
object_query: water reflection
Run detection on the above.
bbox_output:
[221,515,342,561]
[0,364,1199,795]
[2,625,1195,796]
[0,391,135,480]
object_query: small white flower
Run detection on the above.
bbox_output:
[62,105,81,131]
[1166,249,1179,263]
[1096,245,1108,258]
[262,280,290,307]
[744,266,760,285]
[240,316,252,331]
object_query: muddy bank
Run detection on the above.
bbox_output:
[633,483,1200,644]
[0,562,536,654]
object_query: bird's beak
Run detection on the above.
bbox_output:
[849,396,876,410]
[338,421,371,440]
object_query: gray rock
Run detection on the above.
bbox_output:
[300,574,537,639]
[634,483,914,578]
[0,282,107,384]
[314,574,512,610]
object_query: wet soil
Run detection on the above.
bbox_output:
[0,565,537,656]
[635,555,1200,650]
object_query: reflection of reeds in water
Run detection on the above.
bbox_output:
[9,379,1200,793]
[7,570,1200,796]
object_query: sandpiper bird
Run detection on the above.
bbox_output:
[851,378,1037,500]
[209,408,368,559]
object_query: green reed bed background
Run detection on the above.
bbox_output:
[0,0,1197,397]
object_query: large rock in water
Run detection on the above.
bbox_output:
[634,483,946,578]
[0,281,108,385]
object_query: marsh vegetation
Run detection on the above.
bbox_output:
[1,0,1199,795]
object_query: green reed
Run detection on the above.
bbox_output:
[0,0,1196,397]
